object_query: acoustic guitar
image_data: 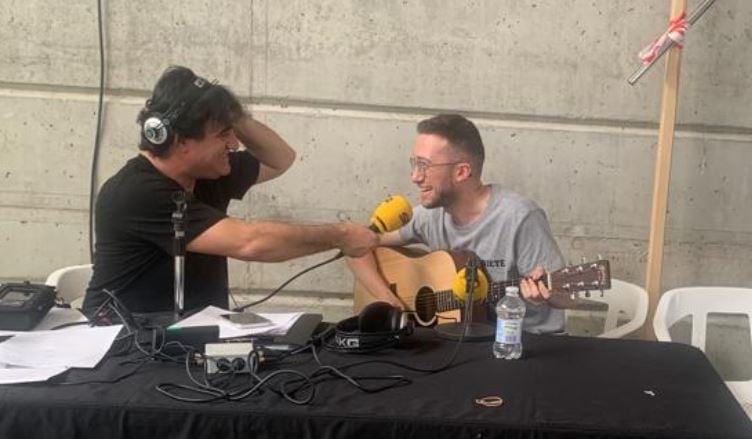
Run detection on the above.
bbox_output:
[353,247,611,327]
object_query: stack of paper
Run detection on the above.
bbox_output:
[170,305,303,339]
[0,323,122,384]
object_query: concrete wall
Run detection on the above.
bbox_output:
[1,0,751,298]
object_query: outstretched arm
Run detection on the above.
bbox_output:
[345,230,406,309]
[188,218,378,262]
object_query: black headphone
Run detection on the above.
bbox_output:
[327,302,414,354]
[141,74,213,154]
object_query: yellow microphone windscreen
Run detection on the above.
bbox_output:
[369,195,413,233]
[451,266,489,302]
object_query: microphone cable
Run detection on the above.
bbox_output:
[232,251,341,312]
[269,320,472,401]
[89,0,106,262]
[155,302,474,404]
[58,290,200,386]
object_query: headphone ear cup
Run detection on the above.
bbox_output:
[359,301,401,333]
[142,113,173,152]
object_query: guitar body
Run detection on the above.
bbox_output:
[353,247,484,327]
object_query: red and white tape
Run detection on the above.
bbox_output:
[638,12,688,65]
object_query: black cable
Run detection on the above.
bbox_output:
[233,252,341,312]
[156,347,318,405]
[265,343,410,399]
[90,289,141,332]
[88,292,115,326]
[59,361,148,386]
[154,315,468,405]
[55,292,205,387]
[88,0,106,262]
[50,321,90,331]
[231,368,315,404]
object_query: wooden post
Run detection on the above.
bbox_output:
[643,0,687,340]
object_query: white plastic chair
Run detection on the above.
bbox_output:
[654,287,752,414]
[584,279,649,339]
[45,264,93,309]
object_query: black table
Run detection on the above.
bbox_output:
[1,329,750,439]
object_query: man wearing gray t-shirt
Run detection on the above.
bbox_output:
[347,114,570,334]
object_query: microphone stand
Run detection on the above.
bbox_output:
[172,191,188,322]
[435,255,494,341]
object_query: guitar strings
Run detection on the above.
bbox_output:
[399,278,520,311]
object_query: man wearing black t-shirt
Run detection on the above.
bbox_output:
[83,66,377,314]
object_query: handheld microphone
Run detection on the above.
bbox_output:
[368,195,413,233]
[334,195,413,259]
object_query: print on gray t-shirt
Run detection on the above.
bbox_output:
[399,185,565,334]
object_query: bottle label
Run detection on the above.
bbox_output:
[496,319,522,344]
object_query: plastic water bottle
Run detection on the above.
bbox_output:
[493,286,526,359]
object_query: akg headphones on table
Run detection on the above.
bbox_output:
[141,74,213,155]
[326,302,414,354]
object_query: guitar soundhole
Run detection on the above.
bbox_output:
[414,287,437,323]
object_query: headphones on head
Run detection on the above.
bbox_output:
[141,74,213,154]
[326,302,414,354]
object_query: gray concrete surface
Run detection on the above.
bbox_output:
[1,1,751,380]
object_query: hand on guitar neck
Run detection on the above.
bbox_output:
[521,266,562,307]
[520,266,549,302]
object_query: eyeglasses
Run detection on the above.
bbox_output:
[409,157,463,175]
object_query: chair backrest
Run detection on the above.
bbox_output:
[45,264,93,307]
[653,287,752,352]
[654,287,752,412]
[585,279,649,338]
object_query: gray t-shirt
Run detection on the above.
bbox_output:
[398,185,565,334]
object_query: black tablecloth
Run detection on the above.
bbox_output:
[1,329,750,439]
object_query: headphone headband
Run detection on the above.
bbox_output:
[142,75,214,154]
[327,302,413,354]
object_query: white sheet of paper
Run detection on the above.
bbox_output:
[0,325,122,369]
[170,306,302,339]
[0,365,69,384]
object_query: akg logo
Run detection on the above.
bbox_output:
[335,336,359,349]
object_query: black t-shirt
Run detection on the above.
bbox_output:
[84,152,260,314]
